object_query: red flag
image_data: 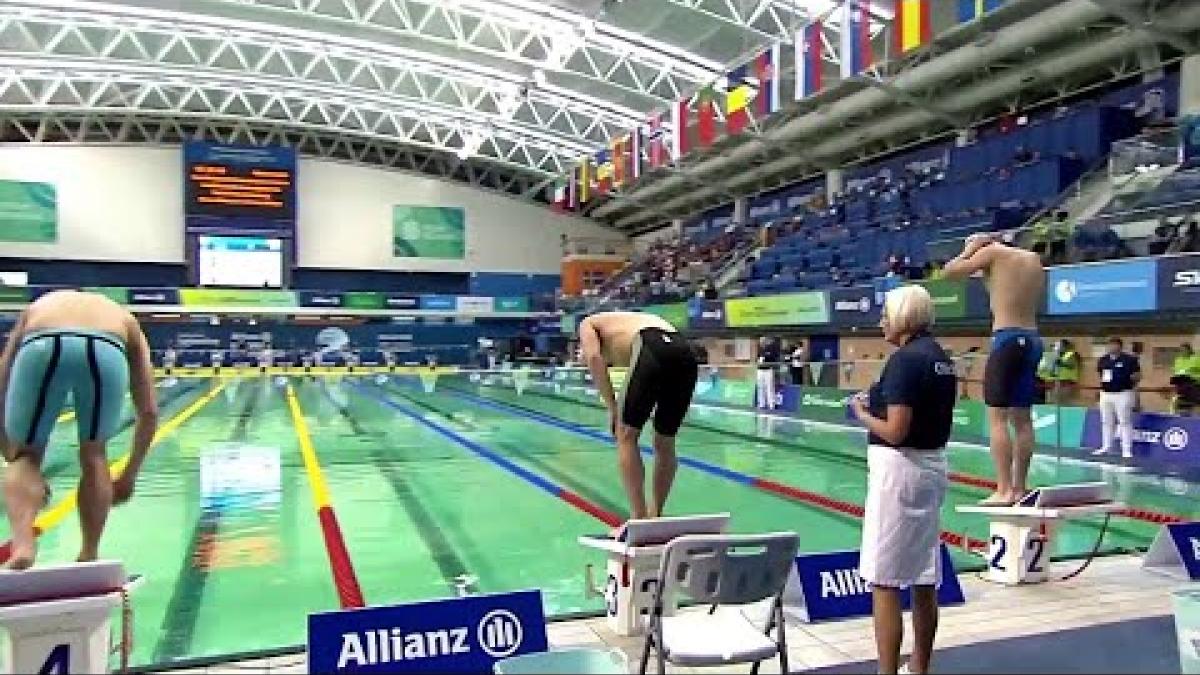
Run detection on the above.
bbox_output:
[648,112,666,167]
[697,85,717,147]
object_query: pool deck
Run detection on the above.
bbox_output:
[154,554,1182,673]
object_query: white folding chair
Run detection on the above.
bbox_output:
[639,533,798,674]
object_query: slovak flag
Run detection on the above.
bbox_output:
[754,43,781,117]
[840,0,873,79]
[795,20,823,99]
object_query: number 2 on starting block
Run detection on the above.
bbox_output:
[987,523,1052,584]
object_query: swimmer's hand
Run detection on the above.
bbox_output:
[112,473,136,505]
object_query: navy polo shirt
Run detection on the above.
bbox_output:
[867,333,958,450]
[1097,353,1140,393]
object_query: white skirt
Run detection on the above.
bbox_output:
[859,444,949,588]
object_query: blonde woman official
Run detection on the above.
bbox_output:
[849,285,956,675]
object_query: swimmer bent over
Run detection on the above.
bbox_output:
[943,234,1045,506]
[0,290,159,568]
[578,311,699,525]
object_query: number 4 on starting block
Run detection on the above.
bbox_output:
[1144,522,1200,580]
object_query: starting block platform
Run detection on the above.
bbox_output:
[0,561,141,674]
[579,513,729,636]
[957,483,1123,585]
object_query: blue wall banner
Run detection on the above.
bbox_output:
[1046,259,1158,315]
[784,546,964,622]
[299,291,344,308]
[828,286,881,327]
[129,288,180,305]
[308,590,547,673]
[1081,409,1200,469]
[686,298,727,329]
[1156,253,1200,311]
[420,295,457,311]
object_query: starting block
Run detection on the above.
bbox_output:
[579,513,729,636]
[0,561,141,674]
[957,483,1123,585]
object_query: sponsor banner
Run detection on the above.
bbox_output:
[179,288,298,307]
[308,590,547,673]
[725,292,829,328]
[342,292,385,310]
[420,295,457,311]
[129,287,180,305]
[693,374,755,407]
[385,294,421,310]
[299,291,344,308]
[0,287,30,304]
[84,286,129,305]
[1157,253,1200,310]
[641,302,688,329]
[687,298,727,329]
[456,296,495,314]
[1047,259,1158,315]
[828,286,881,327]
[0,180,56,243]
[799,386,853,424]
[1081,410,1200,467]
[393,205,466,260]
[495,297,530,312]
[916,279,967,319]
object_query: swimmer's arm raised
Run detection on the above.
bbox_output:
[941,240,996,280]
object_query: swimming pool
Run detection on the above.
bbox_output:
[7,371,1191,669]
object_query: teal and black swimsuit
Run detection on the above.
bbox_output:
[3,328,129,449]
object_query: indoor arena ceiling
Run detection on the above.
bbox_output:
[0,0,1197,231]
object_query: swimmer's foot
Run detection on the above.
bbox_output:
[4,542,36,570]
[76,550,98,563]
[978,491,1017,507]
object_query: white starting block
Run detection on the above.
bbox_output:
[957,483,1124,585]
[0,561,140,674]
[579,513,729,636]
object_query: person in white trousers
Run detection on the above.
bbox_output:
[1094,337,1140,459]
[756,336,779,410]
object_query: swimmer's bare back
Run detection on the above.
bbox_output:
[580,311,677,367]
[981,246,1044,331]
[20,290,136,342]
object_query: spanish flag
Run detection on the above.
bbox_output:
[893,0,931,55]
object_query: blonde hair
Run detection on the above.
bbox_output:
[883,285,935,337]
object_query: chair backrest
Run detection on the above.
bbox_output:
[656,533,798,607]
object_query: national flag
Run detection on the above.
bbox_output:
[647,112,667,167]
[629,127,644,180]
[725,64,753,135]
[754,43,781,117]
[672,97,692,159]
[839,0,872,79]
[697,84,717,147]
[594,149,612,194]
[796,20,824,99]
[958,0,1003,23]
[567,168,579,210]
[611,135,627,188]
[893,0,931,54]
[578,155,591,204]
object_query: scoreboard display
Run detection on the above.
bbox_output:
[184,141,296,233]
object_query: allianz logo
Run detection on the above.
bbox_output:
[337,610,523,668]
[1132,427,1190,451]
[820,568,870,598]
[833,297,872,313]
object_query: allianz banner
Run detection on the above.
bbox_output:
[829,286,881,327]
[1081,410,1200,470]
[687,298,727,329]
[1157,253,1200,310]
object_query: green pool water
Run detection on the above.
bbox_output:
[10,373,1194,669]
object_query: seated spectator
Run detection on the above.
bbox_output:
[1169,221,1200,254]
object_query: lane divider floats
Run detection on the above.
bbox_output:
[440,386,987,551]
[0,381,227,563]
[284,384,365,609]
[354,383,623,528]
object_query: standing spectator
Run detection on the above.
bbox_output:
[789,341,807,386]
[849,285,955,675]
[1093,337,1140,459]
[756,336,780,410]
